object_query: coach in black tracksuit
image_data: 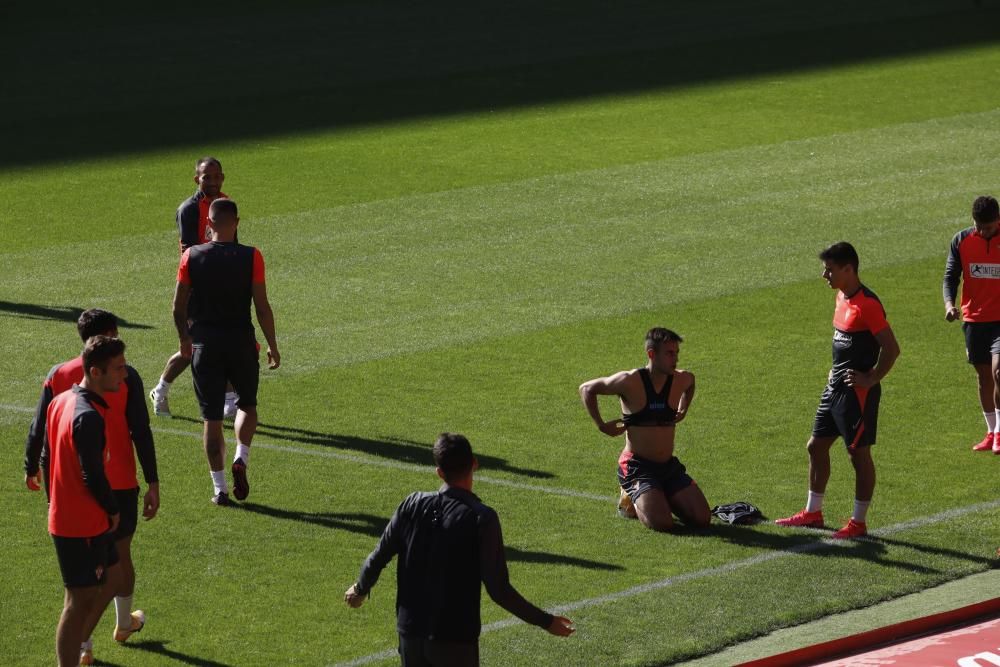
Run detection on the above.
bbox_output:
[345,433,574,667]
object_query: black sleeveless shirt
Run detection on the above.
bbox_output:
[622,368,677,427]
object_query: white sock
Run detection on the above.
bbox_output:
[853,499,871,523]
[987,411,998,433]
[235,443,250,466]
[993,410,1000,434]
[81,638,93,651]
[225,391,238,404]
[806,491,824,513]
[115,595,133,629]
[211,470,228,495]
[155,378,171,396]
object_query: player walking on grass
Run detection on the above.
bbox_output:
[172,198,279,506]
[150,156,240,419]
[24,310,158,666]
[943,196,1000,453]
[579,327,711,532]
[344,433,574,666]
[776,242,900,539]
[42,336,125,667]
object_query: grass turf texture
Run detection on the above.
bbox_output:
[3,16,1000,667]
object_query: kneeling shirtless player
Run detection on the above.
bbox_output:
[579,327,711,532]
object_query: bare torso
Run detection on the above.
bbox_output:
[620,368,694,462]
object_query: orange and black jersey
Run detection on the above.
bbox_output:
[46,385,118,537]
[829,285,890,388]
[943,227,1000,322]
[24,357,157,490]
[177,241,265,344]
[177,190,229,252]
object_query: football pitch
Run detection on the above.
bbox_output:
[3,3,1000,665]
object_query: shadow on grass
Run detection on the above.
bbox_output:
[256,422,555,480]
[0,301,152,330]
[3,1,999,168]
[239,501,622,570]
[708,523,993,575]
[122,640,234,667]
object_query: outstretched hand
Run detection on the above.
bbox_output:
[547,615,576,637]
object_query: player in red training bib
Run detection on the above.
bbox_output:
[943,195,1000,453]
[776,242,900,539]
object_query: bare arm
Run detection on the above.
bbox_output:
[252,282,280,369]
[674,372,696,423]
[172,281,193,359]
[578,371,630,437]
[846,327,900,388]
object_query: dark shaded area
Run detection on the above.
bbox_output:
[240,500,621,570]
[123,640,234,667]
[2,0,998,169]
[0,301,152,330]
[255,421,554,479]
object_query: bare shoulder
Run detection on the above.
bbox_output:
[674,369,695,386]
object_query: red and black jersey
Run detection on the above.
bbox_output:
[829,284,890,387]
[177,241,265,344]
[46,385,119,537]
[943,227,1000,322]
[24,357,157,490]
[176,190,229,252]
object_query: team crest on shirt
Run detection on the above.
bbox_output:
[970,263,1000,279]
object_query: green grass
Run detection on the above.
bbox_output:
[3,27,1000,667]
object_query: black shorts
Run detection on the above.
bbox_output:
[813,383,881,451]
[399,635,478,667]
[191,337,260,420]
[114,487,139,539]
[963,321,1000,365]
[52,532,119,588]
[617,452,694,503]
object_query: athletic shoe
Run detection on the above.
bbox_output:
[232,458,249,501]
[211,491,232,506]
[831,518,867,539]
[149,388,171,418]
[113,610,145,643]
[79,647,94,665]
[774,509,824,528]
[617,488,637,519]
[223,396,238,420]
[973,432,994,451]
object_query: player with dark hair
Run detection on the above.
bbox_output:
[45,335,126,667]
[150,156,241,419]
[776,241,900,539]
[344,433,574,665]
[579,327,711,532]
[172,197,280,505]
[24,309,158,665]
[944,195,1000,453]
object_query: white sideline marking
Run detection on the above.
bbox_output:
[1,404,615,503]
[329,499,1000,667]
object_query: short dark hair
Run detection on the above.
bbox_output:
[972,196,1000,225]
[82,335,126,375]
[76,309,118,341]
[819,241,859,272]
[196,156,222,173]
[209,198,238,221]
[433,432,474,481]
[645,327,683,352]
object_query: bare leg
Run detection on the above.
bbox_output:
[807,436,837,494]
[669,484,711,528]
[234,406,257,449]
[850,446,876,502]
[57,586,100,667]
[974,362,995,412]
[79,563,121,646]
[204,420,226,471]
[992,355,1000,411]
[161,352,191,384]
[635,490,675,532]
